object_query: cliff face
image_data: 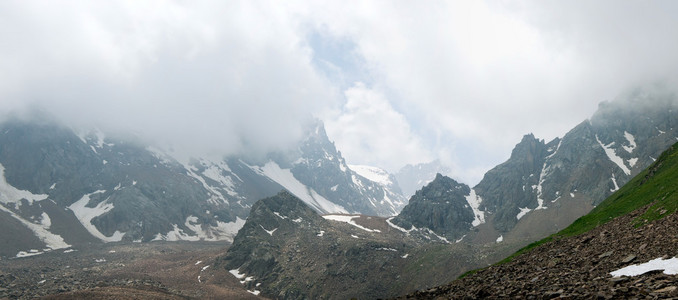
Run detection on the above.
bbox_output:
[392,174,476,241]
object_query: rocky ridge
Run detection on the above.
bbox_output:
[218,190,507,299]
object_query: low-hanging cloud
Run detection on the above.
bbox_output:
[0,1,337,159]
[3,1,678,185]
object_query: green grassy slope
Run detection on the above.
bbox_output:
[481,142,678,269]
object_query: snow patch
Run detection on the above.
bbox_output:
[386,217,415,234]
[349,165,393,186]
[317,230,325,237]
[628,157,638,168]
[610,174,620,192]
[517,207,532,220]
[496,235,504,243]
[154,216,245,242]
[596,135,631,175]
[260,225,277,236]
[323,215,380,232]
[465,189,486,226]
[201,161,239,197]
[0,204,70,250]
[622,131,637,153]
[0,163,49,206]
[229,269,246,279]
[455,235,466,243]
[68,191,125,242]
[16,249,44,258]
[252,161,348,214]
[534,140,561,210]
[611,257,678,277]
[40,212,51,228]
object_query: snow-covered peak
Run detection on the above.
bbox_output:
[349,165,394,187]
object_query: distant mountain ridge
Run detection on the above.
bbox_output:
[0,118,405,257]
[395,160,451,198]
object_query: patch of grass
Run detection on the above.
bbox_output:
[457,268,479,279]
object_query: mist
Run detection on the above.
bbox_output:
[0,1,337,160]
[2,1,678,184]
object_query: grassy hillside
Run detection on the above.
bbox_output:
[489,141,678,267]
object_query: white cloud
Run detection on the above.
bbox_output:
[2,1,678,185]
[0,1,338,159]
[324,83,431,172]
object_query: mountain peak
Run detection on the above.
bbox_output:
[392,173,474,240]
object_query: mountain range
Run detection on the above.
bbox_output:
[0,118,407,257]
[218,87,678,298]
[2,86,678,299]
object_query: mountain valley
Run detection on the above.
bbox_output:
[1,89,678,299]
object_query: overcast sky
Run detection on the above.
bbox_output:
[1,1,678,185]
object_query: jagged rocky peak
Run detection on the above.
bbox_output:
[392,173,475,240]
[276,119,407,216]
[219,190,325,276]
[474,88,678,236]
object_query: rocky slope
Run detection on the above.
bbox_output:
[217,190,509,299]
[0,118,405,258]
[402,208,678,299]
[399,142,678,299]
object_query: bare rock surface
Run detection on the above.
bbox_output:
[398,207,678,299]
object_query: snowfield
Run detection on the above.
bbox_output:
[251,161,349,214]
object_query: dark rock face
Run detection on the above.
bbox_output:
[0,120,247,249]
[474,89,678,235]
[475,134,559,232]
[392,174,474,240]
[219,190,325,275]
